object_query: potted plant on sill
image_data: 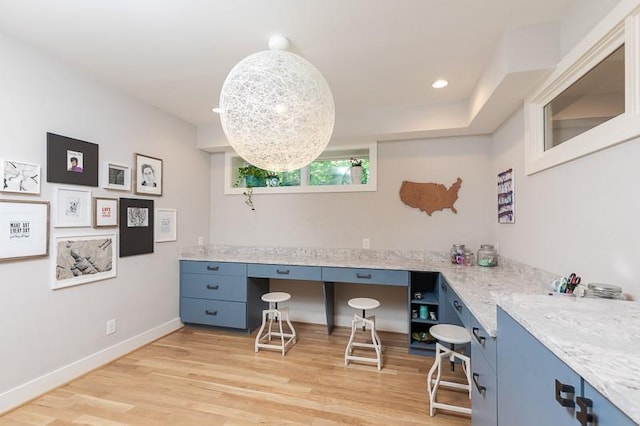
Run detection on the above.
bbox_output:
[235,163,269,188]
[349,157,363,185]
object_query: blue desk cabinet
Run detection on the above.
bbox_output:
[582,381,635,426]
[497,307,635,426]
[440,277,495,426]
[248,263,322,281]
[470,316,497,426]
[180,260,268,333]
[321,267,409,286]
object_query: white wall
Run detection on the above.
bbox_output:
[210,135,495,331]
[210,136,494,250]
[0,34,210,411]
[491,0,639,301]
[492,108,640,300]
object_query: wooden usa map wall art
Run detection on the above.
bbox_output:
[399,177,462,216]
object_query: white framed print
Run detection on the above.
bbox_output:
[53,233,117,289]
[155,208,176,242]
[0,199,50,261]
[1,159,41,194]
[101,161,131,191]
[93,197,118,228]
[55,188,92,228]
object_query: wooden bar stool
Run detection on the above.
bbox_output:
[344,297,382,370]
[426,324,472,416]
[254,292,297,356]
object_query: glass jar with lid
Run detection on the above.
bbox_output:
[477,244,498,267]
[450,244,465,264]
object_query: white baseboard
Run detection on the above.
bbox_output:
[0,318,183,415]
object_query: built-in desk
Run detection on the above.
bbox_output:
[180,260,412,336]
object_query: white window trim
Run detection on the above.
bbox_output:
[223,143,377,195]
[525,1,640,175]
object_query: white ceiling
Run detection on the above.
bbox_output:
[0,0,574,146]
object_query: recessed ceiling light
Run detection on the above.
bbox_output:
[432,79,449,89]
[212,107,222,113]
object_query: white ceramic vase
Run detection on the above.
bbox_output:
[350,166,363,184]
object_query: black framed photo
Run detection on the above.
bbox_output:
[134,153,162,196]
[46,132,99,186]
[119,197,154,257]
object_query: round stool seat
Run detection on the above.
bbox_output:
[261,292,291,304]
[429,324,470,345]
[348,297,380,310]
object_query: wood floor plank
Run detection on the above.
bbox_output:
[1,323,471,425]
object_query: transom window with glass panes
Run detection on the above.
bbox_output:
[224,144,376,194]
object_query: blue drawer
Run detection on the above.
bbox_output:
[180,298,246,329]
[181,273,247,302]
[180,260,246,276]
[471,315,497,370]
[446,285,471,329]
[321,267,409,286]
[247,263,321,281]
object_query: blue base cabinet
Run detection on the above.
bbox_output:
[180,260,268,333]
[497,307,635,426]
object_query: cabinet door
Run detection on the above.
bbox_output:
[581,381,636,426]
[497,308,580,426]
[471,344,497,426]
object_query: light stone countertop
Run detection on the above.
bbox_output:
[180,245,639,422]
[180,245,557,336]
[497,293,640,425]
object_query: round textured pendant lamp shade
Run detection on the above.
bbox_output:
[219,50,335,172]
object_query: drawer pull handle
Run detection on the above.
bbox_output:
[472,373,486,396]
[472,327,486,346]
[206,265,219,271]
[206,284,219,290]
[554,379,575,408]
[276,269,290,275]
[356,273,372,279]
[205,310,218,316]
[441,282,447,292]
[453,300,463,312]
[576,397,594,426]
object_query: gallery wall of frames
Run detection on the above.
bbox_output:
[0,132,177,289]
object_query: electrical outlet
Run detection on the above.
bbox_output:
[197,236,204,246]
[362,238,370,249]
[106,319,116,335]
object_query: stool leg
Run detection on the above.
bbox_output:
[450,343,455,371]
[344,315,358,366]
[282,308,297,344]
[369,317,382,370]
[255,309,269,352]
[277,310,285,356]
[427,344,443,416]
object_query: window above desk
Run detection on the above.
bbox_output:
[223,143,377,195]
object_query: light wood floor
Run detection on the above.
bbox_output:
[1,323,471,425]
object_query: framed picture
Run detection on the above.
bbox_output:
[46,132,99,186]
[1,159,41,194]
[101,161,131,191]
[119,197,154,257]
[53,233,117,289]
[0,200,49,262]
[498,168,515,224]
[134,153,162,196]
[55,188,92,228]
[93,197,118,228]
[155,208,177,242]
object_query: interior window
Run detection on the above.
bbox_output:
[543,44,625,150]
